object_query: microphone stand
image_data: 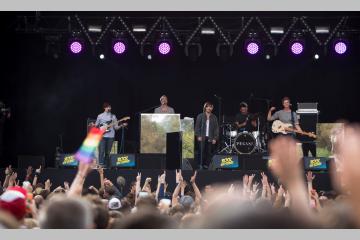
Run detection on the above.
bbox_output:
[249,95,271,151]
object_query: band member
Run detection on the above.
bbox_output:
[267,96,303,135]
[0,101,10,160]
[91,102,126,167]
[154,95,175,113]
[195,102,219,169]
[235,102,257,132]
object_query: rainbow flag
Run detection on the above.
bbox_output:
[75,127,105,163]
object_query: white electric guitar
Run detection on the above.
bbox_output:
[90,116,130,133]
[272,120,317,138]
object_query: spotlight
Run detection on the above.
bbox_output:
[244,41,260,55]
[265,54,271,60]
[69,40,83,54]
[156,32,172,56]
[99,54,105,60]
[290,41,304,55]
[333,40,348,55]
[314,54,320,60]
[315,26,330,34]
[158,41,171,55]
[112,40,126,54]
[289,33,305,55]
[68,38,84,54]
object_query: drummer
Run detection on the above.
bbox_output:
[235,102,257,132]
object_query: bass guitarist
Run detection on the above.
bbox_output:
[267,96,303,137]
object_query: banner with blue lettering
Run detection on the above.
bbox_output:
[110,154,136,168]
[60,154,79,167]
[211,155,239,169]
[303,157,329,170]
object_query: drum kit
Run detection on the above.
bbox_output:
[219,113,267,154]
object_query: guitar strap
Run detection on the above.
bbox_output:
[290,111,296,137]
[290,111,295,128]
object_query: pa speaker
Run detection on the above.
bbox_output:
[17,155,45,169]
[166,132,182,170]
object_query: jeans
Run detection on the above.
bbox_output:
[99,137,114,166]
[197,137,215,168]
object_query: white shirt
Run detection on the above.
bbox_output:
[206,119,210,137]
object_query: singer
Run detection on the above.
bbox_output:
[154,95,175,114]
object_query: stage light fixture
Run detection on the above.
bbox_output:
[315,26,330,34]
[314,54,320,60]
[289,33,305,55]
[244,33,260,55]
[112,40,126,54]
[201,27,215,35]
[69,40,83,54]
[270,27,284,34]
[333,39,348,55]
[133,25,147,32]
[156,32,172,56]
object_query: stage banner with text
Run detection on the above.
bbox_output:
[110,154,136,168]
[211,155,239,169]
[59,154,78,167]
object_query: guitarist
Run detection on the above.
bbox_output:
[92,102,124,167]
[267,97,303,137]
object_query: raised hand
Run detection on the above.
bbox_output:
[97,165,104,175]
[159,171,166,184]
[261,172,269,186]
[306,171,315,182]
[270,107,276,112]
[252,181,259,192]
[5,165,12,175]
[242,174,249,186]
[45,179,52,190]
[136,172,141,182]
[35,165,42,174]
[248,174,255,184]
[190,171,197,184]
[64,181,70,190]
[269,136,302,185]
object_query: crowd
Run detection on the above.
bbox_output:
[1,123,360,229]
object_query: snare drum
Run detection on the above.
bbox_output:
[233,132,256,154]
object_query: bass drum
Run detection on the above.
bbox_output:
[233,132,256,154]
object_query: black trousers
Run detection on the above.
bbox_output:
[197,137,215,168]
[99,137,114,166]
[302,142,317,157]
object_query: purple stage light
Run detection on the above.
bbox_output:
[290,42,304,55]
[158,42,171,55]
[334,41,347,55]
[113,41,126,54]
[246,42,259,55]
[69,41,83,54]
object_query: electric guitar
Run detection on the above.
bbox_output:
[98,116,130,133]
[272,120,317,138]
